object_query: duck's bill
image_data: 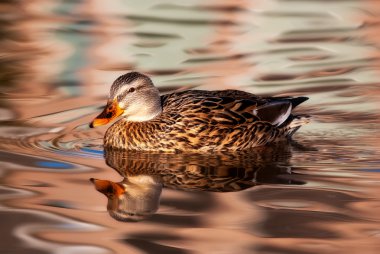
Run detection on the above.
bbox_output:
[89,178,125,196]
[89,100,124,128]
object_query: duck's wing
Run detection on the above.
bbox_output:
[207,89,260,100]
[210,91,309,126]
[160,90,308,127]
[160,89,258,107]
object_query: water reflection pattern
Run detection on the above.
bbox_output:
[91,142,304,221]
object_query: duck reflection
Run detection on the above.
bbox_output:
[90,175,162,222]
[90,142,303,222]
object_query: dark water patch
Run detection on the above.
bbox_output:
[272,36,353,43]
[99,63,136,71]
[248,188,363,209]
[124,238,190,254]
[134,31,182,39]
[0,211,51,254]
[185,48,218,55]
[0,187,18,195]
[360,168,380,172]
[257,47,328,56]
[145,69,183,76]
[262,11,333,18]
[283,27,359,36]
[148,214,203,228]
[254,245,316,254]
[41,199,76,209]
[51,80,81,88]
[23,182,54,188]
[195,5,248,13]
[124,14,239,26]
[295,66,357,78]
[184,53,252,63]
[258,171,306,185]
[361,19,380,29]
[257,73,298,81]
[54,26,95,35]
[256,208,358,238]
[127,232,184,241]
[132,53,151,58]
[133,42,167,48]
[153,3,249,13]
[210,39,231,45]
[160,192,215,212]
[291,57,380,68]
[257,67,358,81]
[75,19,96,26]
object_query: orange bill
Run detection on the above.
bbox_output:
[89,99,124,128]
[90,178,125,197]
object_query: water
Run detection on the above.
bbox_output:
[1,0,380,253]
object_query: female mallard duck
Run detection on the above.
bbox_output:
[90,72,310,152]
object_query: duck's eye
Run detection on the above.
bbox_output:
[106,185,114,194]
[128,87,135,93]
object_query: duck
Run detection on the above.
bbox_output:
[89,72,310,152]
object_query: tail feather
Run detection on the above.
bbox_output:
[290,97,309,109]
[284,114,311,138]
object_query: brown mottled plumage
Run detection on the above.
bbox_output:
[90,72,310,152]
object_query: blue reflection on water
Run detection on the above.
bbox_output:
[36,161,73,169]
[361,168,380,172]
[80,147,104,156]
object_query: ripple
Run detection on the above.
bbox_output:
[257,66,357,81]
[0,185,107,254]
[0,125,105,161]
[33,134,104,159]
[0,150,79,172]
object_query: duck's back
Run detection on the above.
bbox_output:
[104,90,309,151]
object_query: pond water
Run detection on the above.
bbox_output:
[1,0,380,253]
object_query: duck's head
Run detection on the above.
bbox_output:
[90,72,161,128]
[90,176,162,222]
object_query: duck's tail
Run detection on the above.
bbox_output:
[282,114,311,138]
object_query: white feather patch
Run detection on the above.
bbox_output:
[253,101,292,126]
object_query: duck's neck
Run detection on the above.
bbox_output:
[124,96,162,122]
[125,109,162,122]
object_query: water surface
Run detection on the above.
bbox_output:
[1,0,380,253]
